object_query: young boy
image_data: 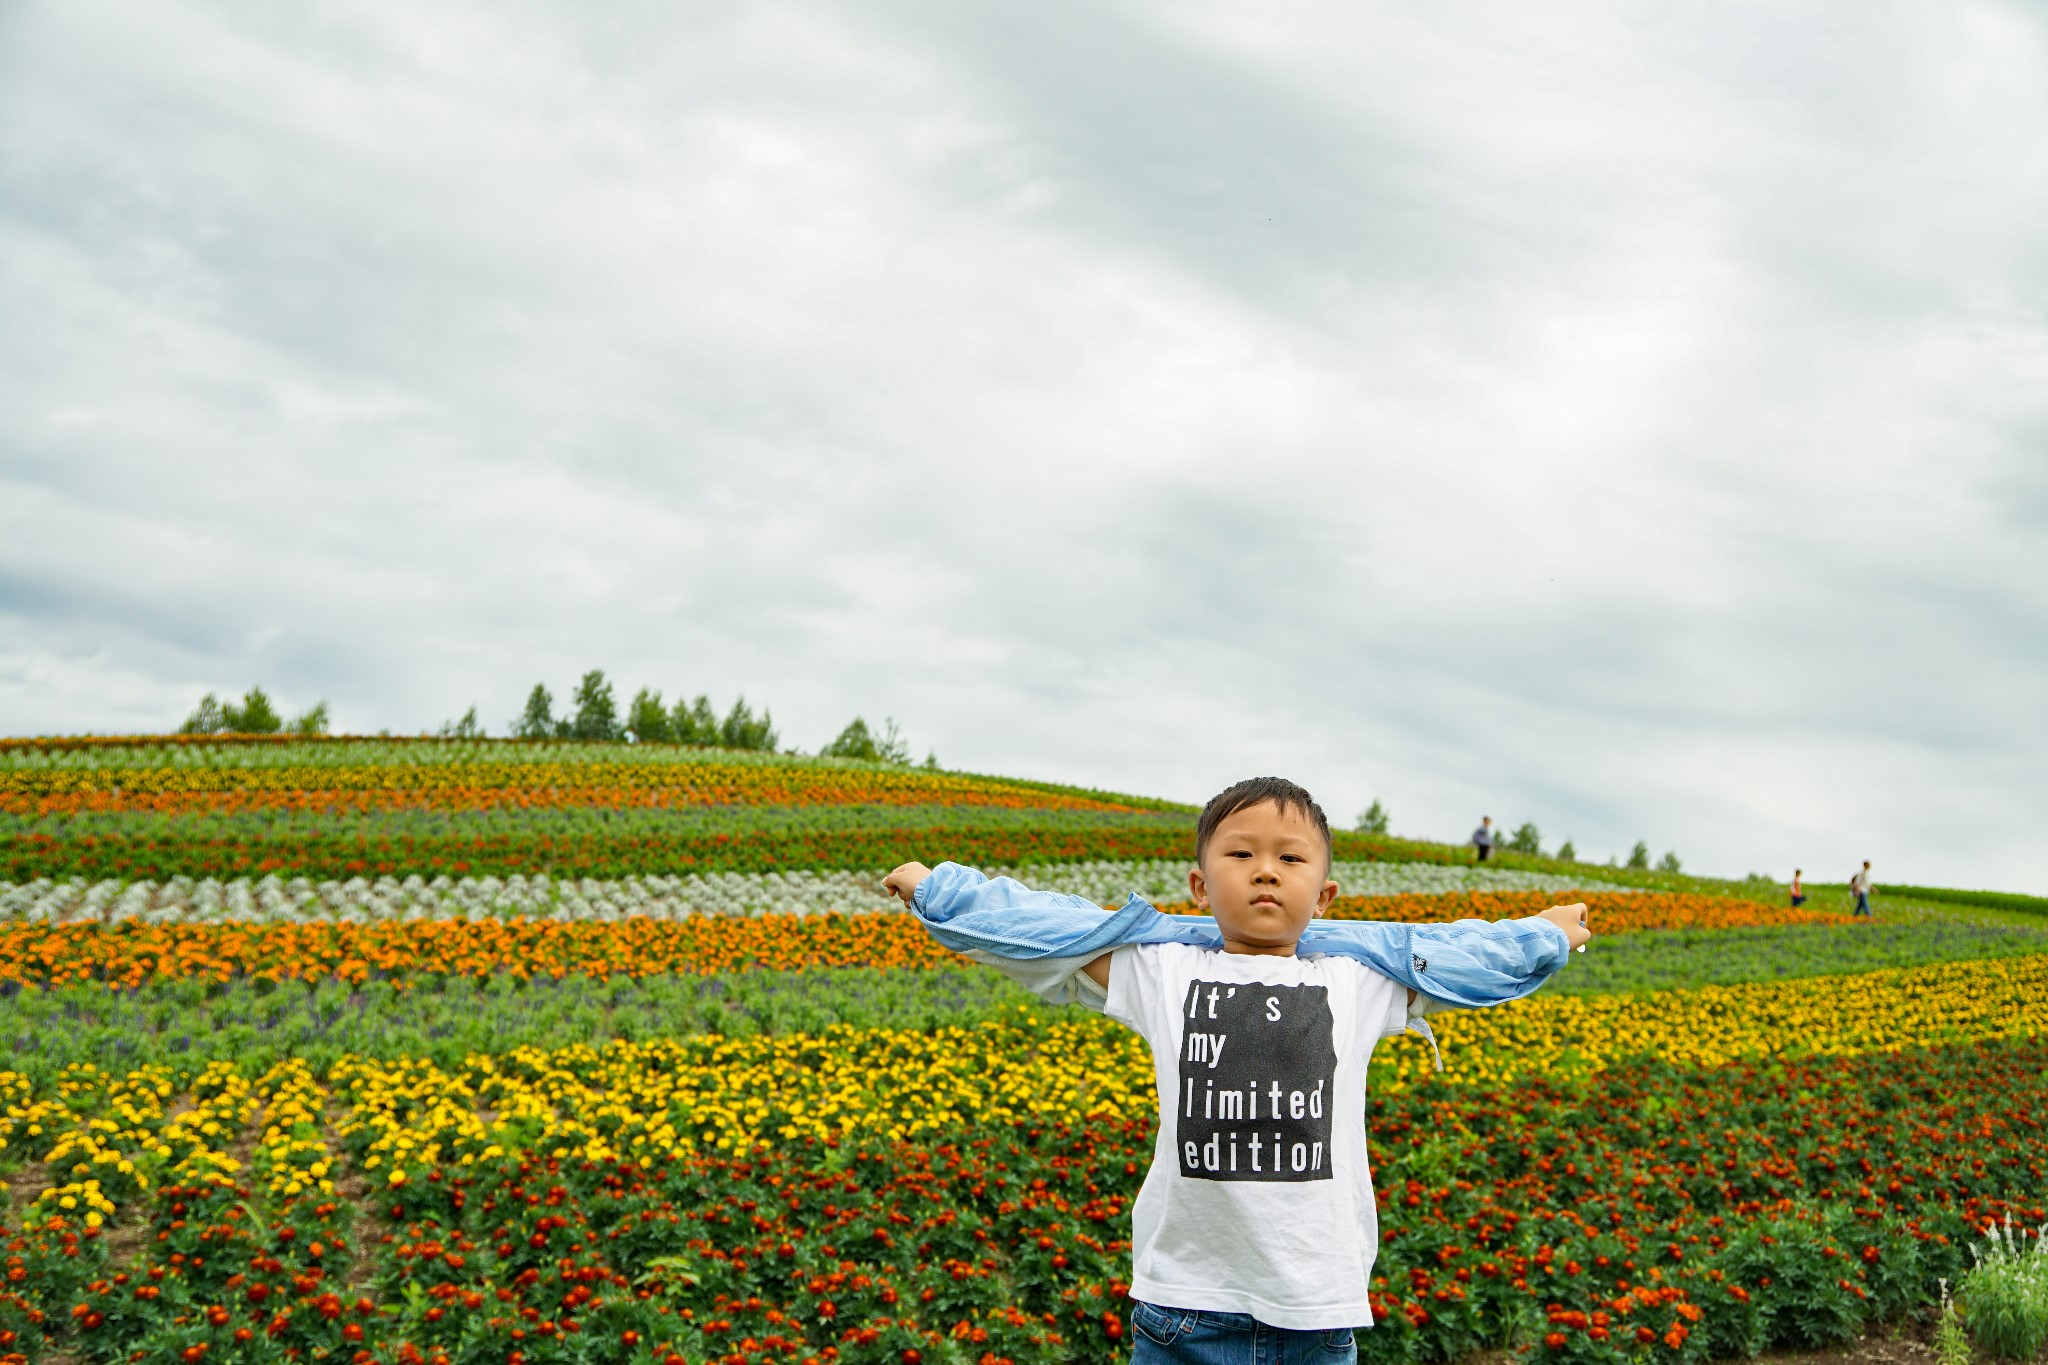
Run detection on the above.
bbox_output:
[883,776,1592,1365]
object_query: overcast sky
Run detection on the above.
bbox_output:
[4,1,2046,891]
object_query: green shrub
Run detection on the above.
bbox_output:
[1627,839,1650,869]
[1355,799,1389,835]
[1961,1215,2048,1360]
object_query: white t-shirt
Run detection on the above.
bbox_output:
[1104,941,1410,1330]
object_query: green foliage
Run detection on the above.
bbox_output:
[1884,884,2048,918]
[1546,922,2048,997]
[221,687,283,734]
[626,688,672,744]
[671,693,719,745]
[176,692,225,735]
[822,716,880,760]
[1508,821,1541,854]
[1937,1283,1973,1365]
[822,716,910,764]
[2,801,1199,880]
[719,696,777,751]
[1557,838,1576,861]
[1627,839,1651,870]
[1659,850,1684,874]
[567,669,621,741]
[437,706,485,739]
[1355,799,1389,835]
[287,700,330,736]
[511,684,556,740]
[1961,1216,2048,1359]
[0,968,1044,1077]
[181,688,287,735]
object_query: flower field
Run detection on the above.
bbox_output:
[0,742,1479,882]
[2,860,1631,927]
[2,737,2045,1365]
[0,892,1825,991]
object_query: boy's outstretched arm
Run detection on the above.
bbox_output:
[884,861,1114,988]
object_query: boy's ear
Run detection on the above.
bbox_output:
[1316,878,1339,917]
[1187,865,1208,909]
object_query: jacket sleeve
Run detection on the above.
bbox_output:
[912,862,1117,1007]
[1405,917,1572,1006]
[912,861,1115,926]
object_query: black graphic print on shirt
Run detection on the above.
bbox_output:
[1175,979,1338,1183]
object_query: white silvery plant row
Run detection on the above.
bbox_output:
[0,859,1630,927]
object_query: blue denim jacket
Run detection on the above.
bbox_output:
[910,861,1571,1011]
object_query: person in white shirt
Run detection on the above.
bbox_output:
[1849,861,1874,917]
[885,777,1593,1365]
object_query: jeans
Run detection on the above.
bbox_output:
[1854,893,1871,917]
[1130,1301,1357,1365]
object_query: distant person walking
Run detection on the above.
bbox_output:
[1472,816,1496,863]
[1790,869,1806,908]
[1849,861,1874,917]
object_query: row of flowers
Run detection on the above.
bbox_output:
[6,1036,2043,1365]
[0,893,1831,989]
[0,761,1152,817]
[0,810,1207,883]
[0,861,1634,927]
[7,954,2044,1155]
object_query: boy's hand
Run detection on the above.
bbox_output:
[1540,902,1592,952]
[884,862,933,908]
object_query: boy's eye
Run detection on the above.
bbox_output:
[1227,850,1251,859]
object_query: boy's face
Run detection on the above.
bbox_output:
[1188,799,1339,956]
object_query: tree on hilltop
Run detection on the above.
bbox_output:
[512,685,557,739]
[1508,822,1542,855]
[1354,800,1389,835]
[672,694,719,745]
[222,687,283,734]
[626,688,673,743]
[568,670,621,741]
[1627,840,1651,869]
[719,697,777,751]
[179,687,321,735]
[822,716,911,764]
[178,693,226,734]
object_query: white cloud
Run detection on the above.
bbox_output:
[3,0,2046,892]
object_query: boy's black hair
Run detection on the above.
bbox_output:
[1195,776,1332,866]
